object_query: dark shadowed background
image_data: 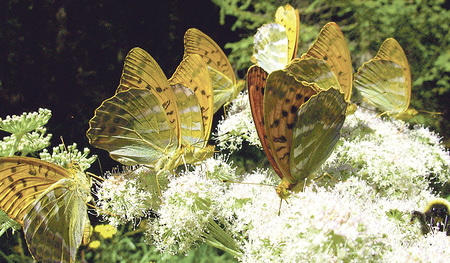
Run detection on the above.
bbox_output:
[0,0,243,173]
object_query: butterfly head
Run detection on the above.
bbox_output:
[275,178,298,199]
[232,80,246,100]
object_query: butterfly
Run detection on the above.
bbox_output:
[354,38,417,118]
[252,4,300,74]
[0,156,92,263]
[247,62,347,199]
[86,48,215,173]
[183,28,244,113]
[300,22,353,102]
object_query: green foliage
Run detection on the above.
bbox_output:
[212,0,450,140]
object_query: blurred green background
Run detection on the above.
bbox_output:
[0,0,448,261]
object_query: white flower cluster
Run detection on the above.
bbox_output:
[0,108,51,135]
[96,94,450,262]
[0,108,52,156]
[318,109,450,198]
[39,143,97,171]
[95,166,162,227]
[216,91,262,152]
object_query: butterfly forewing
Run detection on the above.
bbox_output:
[87,88,179,166]
[184,28,236,84]
[169,54,213,145]
[117,47,169,92]
[23,178,89,263]
[117,48,180,136]
[275,4,299,61]
[374,38,411,107]
[354,59,408,115]
[253,23,289,74]
[264,70,317,182]
[301,22,352,101]
[285,58,340,92]
[247,65,285,178]
[0,157,69,224]
[184,28,240,113]
[290,87,347,179]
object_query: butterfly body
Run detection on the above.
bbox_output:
[0,157,92,263]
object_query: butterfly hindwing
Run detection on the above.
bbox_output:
[23,178,89,263]
[0,157,92,263]
[354,59,408,115]
[87,88,179,166]
[253,23,289,74]
[264,69,317,181]
[285,57,340,92]
[290,87,347,178]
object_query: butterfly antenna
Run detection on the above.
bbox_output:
[59,136,73,163]
[87,171,104,182]
[97,156,104,177]
[222,179,275,187]
[278,199,282,216]
[418,110,442,115]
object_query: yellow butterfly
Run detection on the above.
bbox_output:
[183,28,244,113]
[354,38,417,118]
[87,48,214,173]
[253,4,300,73]
[0,157,92,263]
[300,22,353,102]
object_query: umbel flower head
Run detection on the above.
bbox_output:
[95,92,450,262]
[0,108,51,135]
[0,108,52,156]
[39,143,97,171]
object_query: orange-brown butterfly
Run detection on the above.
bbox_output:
[247,61,347,199]
[87,48,214,174]
[354,38,417,118]
[252,4,300,73]
[183,28,244,113]
[0,156,92,263]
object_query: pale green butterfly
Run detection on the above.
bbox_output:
[354,38,417,118]
[0,156,92,263]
